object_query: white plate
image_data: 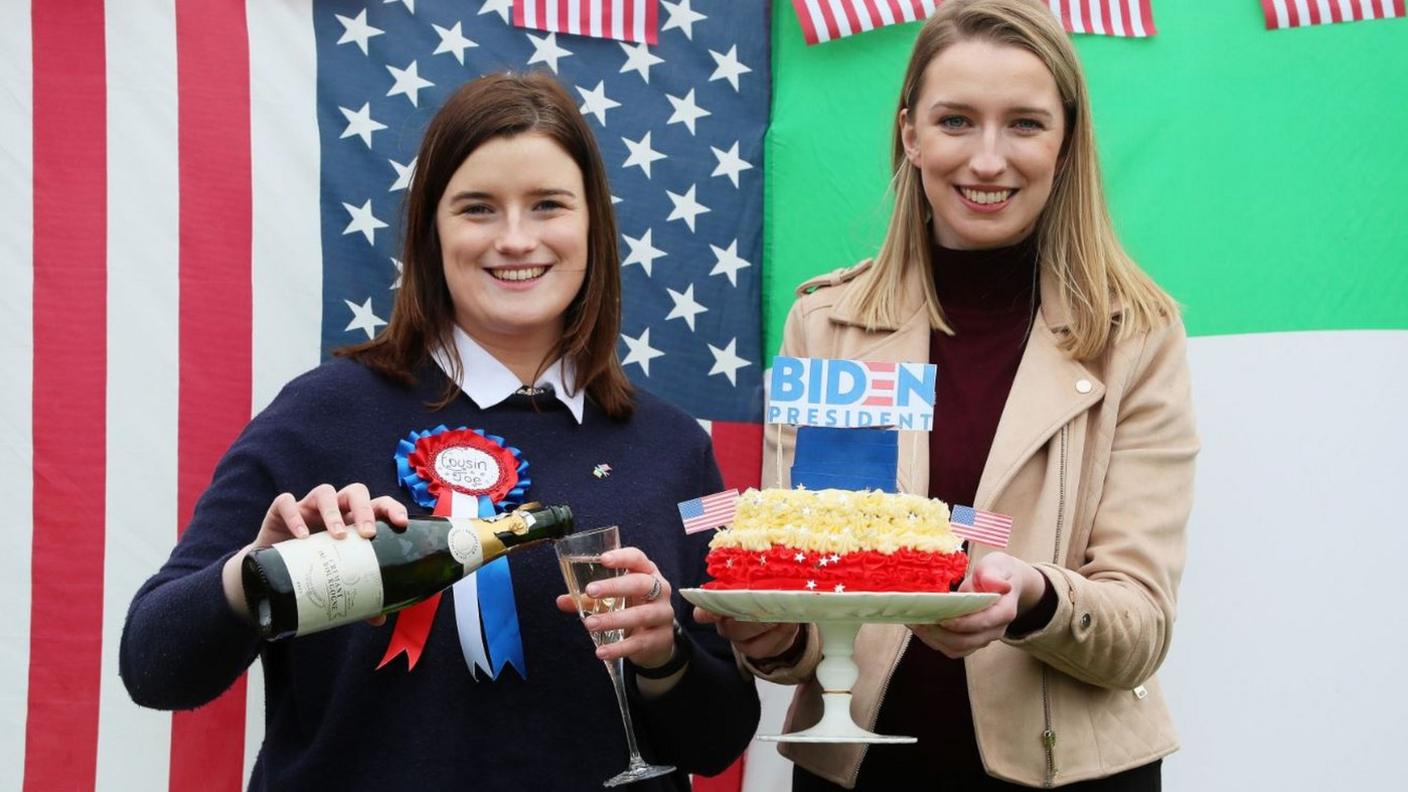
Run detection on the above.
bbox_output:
[679,588,998,624]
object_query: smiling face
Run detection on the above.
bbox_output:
[436,132,589,355]
[901,39,1065,250]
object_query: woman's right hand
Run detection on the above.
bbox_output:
[693,607,802,664]
[222,483,410,621]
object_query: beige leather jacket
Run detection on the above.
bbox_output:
[748,259,1198,788]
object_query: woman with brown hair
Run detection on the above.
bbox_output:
[120,72,759,790]
[700,0,1197,788]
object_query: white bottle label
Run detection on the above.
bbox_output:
[275,532,385,634]
[446,516,485,573]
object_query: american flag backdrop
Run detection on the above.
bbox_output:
[1262,0,1405,29]
[1,1,764,790]
[790,0,1157,44]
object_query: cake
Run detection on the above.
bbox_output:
[703,488,968,592]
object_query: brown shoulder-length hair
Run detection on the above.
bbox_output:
[852,0,1177,359]
[338,71,634,419]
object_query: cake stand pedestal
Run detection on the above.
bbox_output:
[679,589,997,744]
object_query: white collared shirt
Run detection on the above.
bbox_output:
[433,325,584,424]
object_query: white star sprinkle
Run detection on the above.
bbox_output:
[339,103,387,148]
[478,0,513,23]
[432,22,477,65]
[794,552,807,562]
[834,584,846,593]
[620,328,665,376]
[335,10,384,56]
[526,32,573,74]
[818,557,830,567]
[710,141,753,188]
[666,185,710,232]
[805,580,817,590]
[708,45,751,91]
[575,80,621,126]
[709,240,751,287]
[665,88,710,135]
[758,554,767,565]
[707,338,750,386]
[618,40,664,83]
[389,157,416,192]
[725,558,734,568]
[665,284,708,331]
[342,199,388,245]
[386,60,433,107]
[621,228,666,276]
[344,297,387,339]
[661,0,706,40]
[621,131,666,179]
[830,554,841,564]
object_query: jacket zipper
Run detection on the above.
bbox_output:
[1041,424,1069,787]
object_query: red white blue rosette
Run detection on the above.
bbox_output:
[379,426,531,679]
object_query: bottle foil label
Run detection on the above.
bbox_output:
[276,533,385,634]
[446,517,485,573]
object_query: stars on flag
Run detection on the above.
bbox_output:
[479,0,513,24]
[621,228,666,275]
[661,0,707,40]
[339,102,387,148]
[709,240,750,287]
[385,61,434,107]
[526,31,573,73]
[336,10,384,55]
[345,297,388,338]
[621,328,665,376]
[388,157,415,192]
[665,285,707,331]
[710,142,752,188]
[621,131,666,178]
[618,41,664,83]
[707,339,749,386]
[432,22,477,64]
[342,199,388,244]
[666,185,709,232]
[708,46,751,91]
[576,80,621,126]
[665,88,710,134]
[384,0,415,13]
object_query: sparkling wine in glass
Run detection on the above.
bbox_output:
[556,525,676,787]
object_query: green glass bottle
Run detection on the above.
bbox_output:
[241,503,574,640]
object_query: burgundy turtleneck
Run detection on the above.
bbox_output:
[796,236,1043,790]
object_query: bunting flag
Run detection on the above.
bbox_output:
[2,1,760,790]
[1262,0,1405,29]
[790,0,1157,44]
[512,0,661,44]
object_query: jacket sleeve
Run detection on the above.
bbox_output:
[1005,320,1199,690]
[633,435,761,775]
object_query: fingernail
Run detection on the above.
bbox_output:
[584,617,599,630]
[361,521,376,535]
[585,584,599,596]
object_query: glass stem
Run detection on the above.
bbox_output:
[603,657,647,765]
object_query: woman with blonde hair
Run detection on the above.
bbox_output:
[698,0,1196,788]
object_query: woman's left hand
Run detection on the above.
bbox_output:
[555,546,676,668]
[909,552,1048,658]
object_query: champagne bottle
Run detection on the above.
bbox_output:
[241,503,574,640]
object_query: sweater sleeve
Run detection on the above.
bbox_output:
[1004,320,1199,689]
[631,436,760,776]
[119,384,313,710]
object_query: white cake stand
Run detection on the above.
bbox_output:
[680,588,998,744]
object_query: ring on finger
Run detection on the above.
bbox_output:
[643,575,664,603]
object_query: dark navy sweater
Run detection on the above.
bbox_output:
[119,357,760,791]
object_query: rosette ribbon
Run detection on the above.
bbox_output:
[377,425,532,679]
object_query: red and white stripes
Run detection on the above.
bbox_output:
[1049,0,1157,38]
[513,0,661,45]
[1263,0,1405,28]
[791,0,1159,44]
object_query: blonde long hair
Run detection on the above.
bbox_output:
[852,0,1176,359]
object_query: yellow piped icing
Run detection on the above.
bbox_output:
[708,488,962,555]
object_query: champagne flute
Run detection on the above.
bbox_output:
[556,525,676,787]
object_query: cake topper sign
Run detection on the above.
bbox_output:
[768,356,936,431]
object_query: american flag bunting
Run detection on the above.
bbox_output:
[1262,0,1405,29]
[513,0,662,45]
[790,0,1158,44]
